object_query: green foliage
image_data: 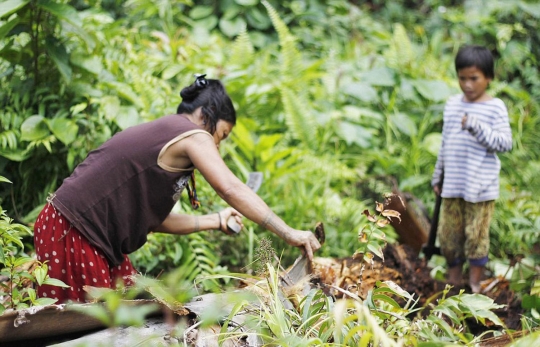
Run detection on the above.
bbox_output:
[70,280,159,328]
[199,267,507,346]
[1,2,540,342]
[0,177,69,313]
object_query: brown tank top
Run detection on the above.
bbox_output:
[52,115,211,266]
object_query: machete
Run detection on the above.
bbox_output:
[225,172,263,235]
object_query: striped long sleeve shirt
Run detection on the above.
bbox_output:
[431,94,513,203]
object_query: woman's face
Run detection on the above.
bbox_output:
[212,120,234,148]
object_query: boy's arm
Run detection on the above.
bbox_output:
[463,105,513,152]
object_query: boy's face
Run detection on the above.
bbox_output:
[457,66,492,102]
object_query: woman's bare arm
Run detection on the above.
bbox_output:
[179,133,321,259]
[156,207,243,235]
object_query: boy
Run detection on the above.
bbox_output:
[431,45,513,293]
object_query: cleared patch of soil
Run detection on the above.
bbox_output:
[311,243,523,332]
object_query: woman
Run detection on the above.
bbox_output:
[34,75,321,303]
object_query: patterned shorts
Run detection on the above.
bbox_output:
[33,203,138,303]
[437,198,495,267]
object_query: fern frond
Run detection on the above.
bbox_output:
[184,233,221,286]
[229,26,254,67]
[262,0,303,86]
[384,23,415,71]
[280,87,317,150]
[0,130,19,149]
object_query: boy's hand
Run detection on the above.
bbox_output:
[433,185,441,196]
[461,113,468,129]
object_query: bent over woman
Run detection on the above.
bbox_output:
[34,75,321,303]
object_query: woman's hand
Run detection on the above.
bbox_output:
[217,207,243,234]
[283,229,321,261]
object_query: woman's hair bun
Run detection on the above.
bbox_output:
[180,74,208,102]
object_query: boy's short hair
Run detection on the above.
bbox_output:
[455,45,494,79]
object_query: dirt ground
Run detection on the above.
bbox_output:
[311,243,524,333]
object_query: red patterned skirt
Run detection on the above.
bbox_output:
[33,203,137,303]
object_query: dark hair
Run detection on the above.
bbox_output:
[455,45,494,79]
[177,76,236,134]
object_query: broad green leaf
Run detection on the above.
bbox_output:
[256,134,282,152]
[341,82,378,103]
[476,309,505,326]
[45,37,72,83]
[13,256,34,267]
[0,16,19,40]
[390,112,417,137]
[219,17,246,37]
[20,115,49,141]
[54,121,77,147]
[372,293,401,309]
[34,297,57,306]
[37,0,80,27]
[71,81,103,98]
[0,148,31,161]
[412,80,452,102]
[70,103,87,115]
[400,78,418,101]
[193,16,218,31]
[189,5,213,19]
[34,266,47,286]
[70,54,103,75]
[43,277,70,288]
[101,96,121,122]
[375,280,414,300]
[0,244,4,264]
[27,287,36,302]
[460,293,505,311]
[115,106,141,130]
[48,118,79,145]
[367,243,383,258]
[434,305,460,324]
[0,176,12,183]
[245,6,271,30]
[338,122,372,148]
[361,67,395,87]
[0,0,30,19]
[222,5,241,20]
[423,133,442,156]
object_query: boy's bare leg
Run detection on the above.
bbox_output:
[447,263,463,288]
[469,265,484,293]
